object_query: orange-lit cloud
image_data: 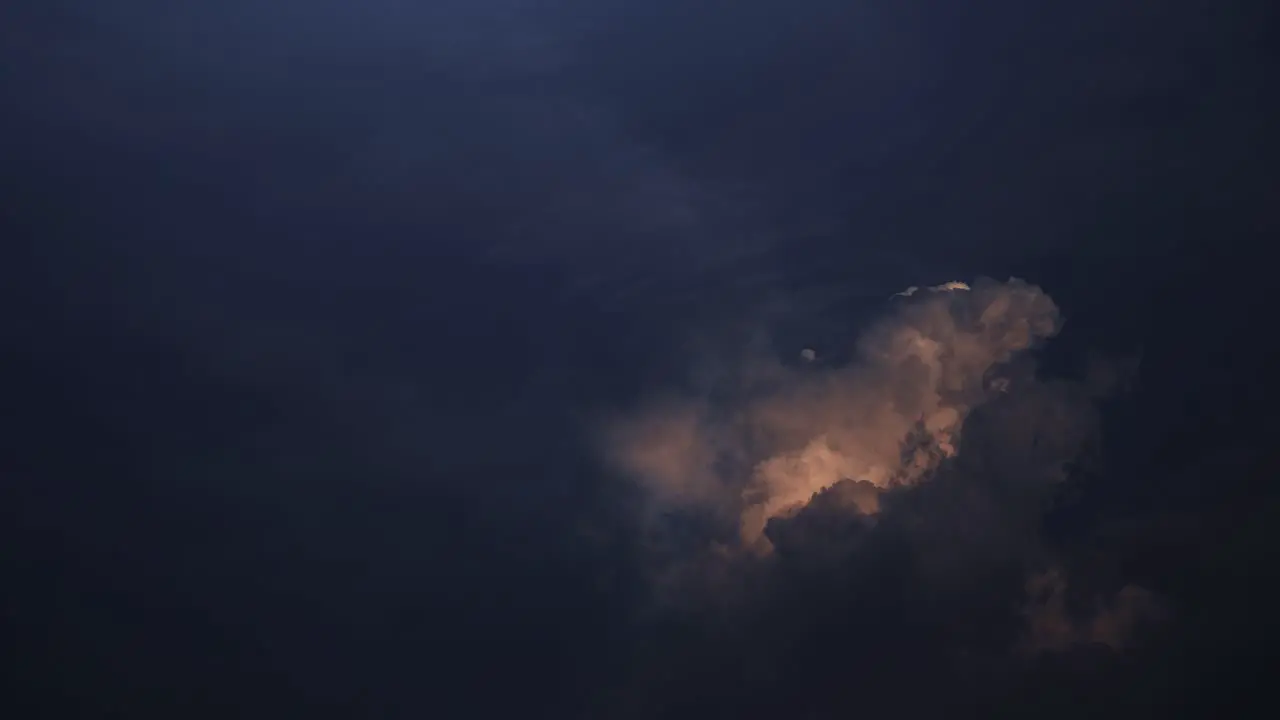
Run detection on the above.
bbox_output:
[600,277,1062,552]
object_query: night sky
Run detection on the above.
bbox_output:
[4,2,1279,718]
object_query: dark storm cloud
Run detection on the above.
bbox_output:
[594,278,1165,714]
[1021,567,1168,654]
[8,2,1275,718]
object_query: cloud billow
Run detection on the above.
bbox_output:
[592,276,1161,711]
[604,277,1064,552]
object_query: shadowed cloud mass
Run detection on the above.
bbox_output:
[585,276,1169,717]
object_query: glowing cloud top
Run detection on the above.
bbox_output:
[602,277,1062,551]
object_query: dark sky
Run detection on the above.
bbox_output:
[3,2,1278,718]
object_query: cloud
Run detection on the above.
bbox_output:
[1020,567,1167,654]
[588,275,1164,715]
[601,276,1064,553]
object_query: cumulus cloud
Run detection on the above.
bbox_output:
[589,275,1167,716]
[602,276,1063,552]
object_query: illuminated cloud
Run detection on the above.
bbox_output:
[591,275,1163,715]
[601,277,1062,551]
